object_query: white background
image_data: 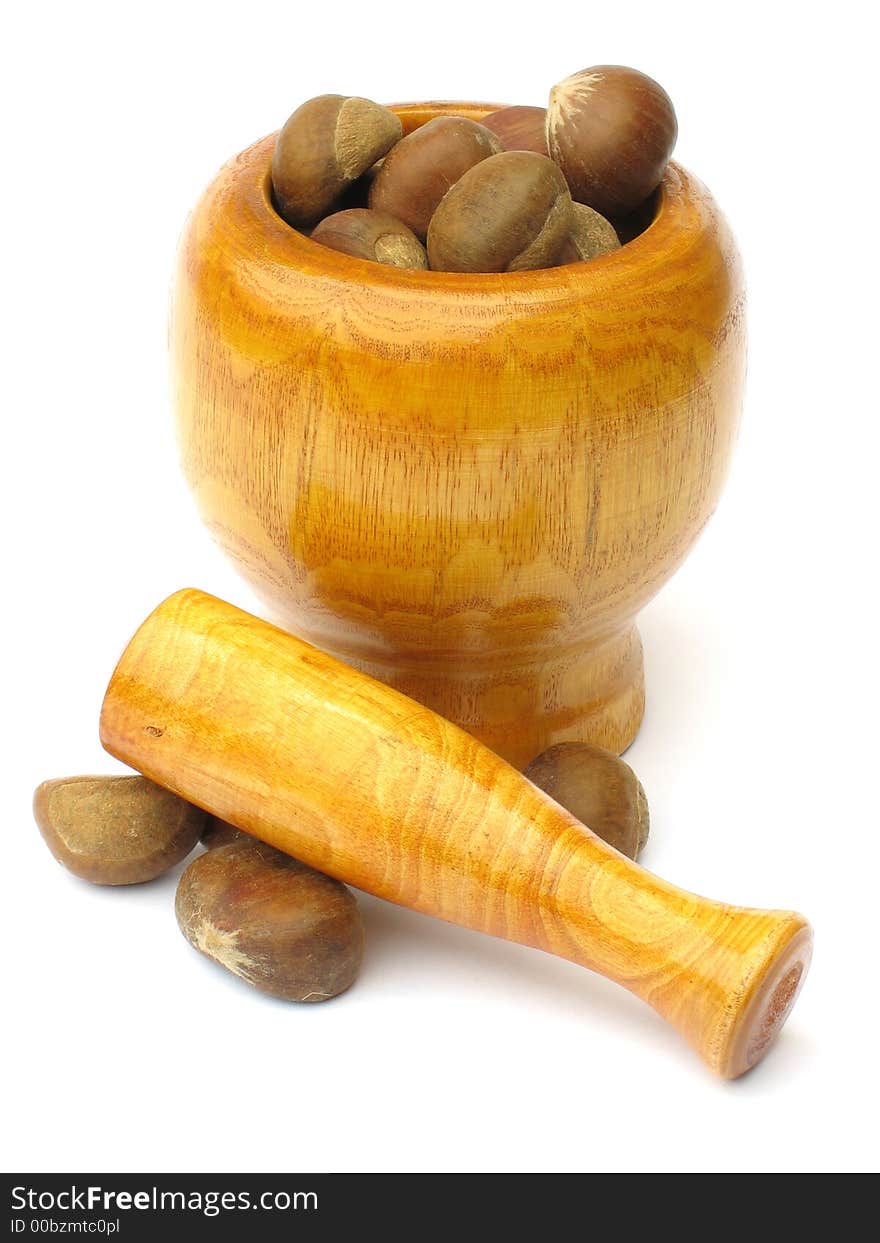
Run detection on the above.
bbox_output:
[3,0,878,1175]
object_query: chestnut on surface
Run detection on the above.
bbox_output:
[176,839,364,1002]
[201,815,250,850]
[524,743,650,860]
[33,774,204,885]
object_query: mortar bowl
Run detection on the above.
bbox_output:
[171,101,746,769]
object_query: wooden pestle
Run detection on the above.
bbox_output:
[100,589,811,1077]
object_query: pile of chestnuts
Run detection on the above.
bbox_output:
[33,741,649,1005]
[270,65,677,273]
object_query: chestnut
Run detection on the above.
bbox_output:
[271,94,402,229]
[311,208,427,268]
[426,150,572,272]
[369,116,502,240]
[33,774,204,885]
[558,202,621,263]
[546,65,677,216]
[524,742,649,860]
[176,839,363,1002]
[480,105,549,156]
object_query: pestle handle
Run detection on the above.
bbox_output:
[99,589,811,1077]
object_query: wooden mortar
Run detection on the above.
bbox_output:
[100,590,809,1079]
[171,102,746,768]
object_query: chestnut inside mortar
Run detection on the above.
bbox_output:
[266,101,661,271]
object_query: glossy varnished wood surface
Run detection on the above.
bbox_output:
[101,591,810,1078]
[171,103,746,768]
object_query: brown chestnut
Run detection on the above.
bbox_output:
[427,150,572,273]
[271,95,402,229]
[311,208,428,268]
[176,839,363,1002]
[524,742,649,860]
[201,815,250,850]
[546,65,677,216]
[558,202,621,263]
[33,774,204,884]
[480,106,549,156]
[369,116,502,240]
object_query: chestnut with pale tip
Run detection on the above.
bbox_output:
[369,116,502,240]
[480,105,549,155]
[427,150,573,273]
[524,742,649,860]
[547,65,677,216]
[33,774,205,884]
[558,202,621,263]
[175,838,364,1002]
[311,208,428,269]
[271,94,402,229]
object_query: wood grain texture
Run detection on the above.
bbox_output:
[100,590,810,1079]
[171,102,746,769]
